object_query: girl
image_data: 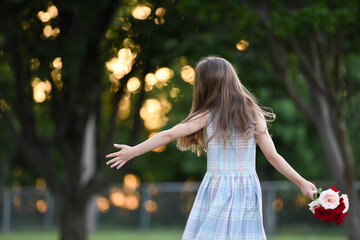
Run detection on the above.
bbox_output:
[106,56,317,240]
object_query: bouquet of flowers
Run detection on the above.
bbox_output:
[308,186,349,225]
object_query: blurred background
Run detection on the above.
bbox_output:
[0,0,359,240]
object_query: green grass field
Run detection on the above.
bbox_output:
[0,229,347,240]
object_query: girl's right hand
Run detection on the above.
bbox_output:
[300,180,318,200]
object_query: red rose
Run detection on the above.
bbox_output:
[335,212,348,225]
[334,198,345,214]
[314,206,337,223]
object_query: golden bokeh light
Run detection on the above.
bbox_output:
[236,40,249,51]
[43,25,60,38]
[51,69,63,90]
[123,38,135,49]
[181,65,195,84]
[30,58,40,70]
[124,194,140,210]
[144,200,158,213]
[122,21,132,31]
[140,97,171,130]
[155,7,166,17]
[97,197,110,213]
[145,73,157,92]
[35,178,47,191]
[37,5,58,22]
[106,48,136,82]
[140,99,163,129]
[52,57,62,69]
[127,77,141,93]
[154,7,166,25]
[132,5,152,20]
[32,78,52,103]
[110,190,125,207]
[169,87,180,98]
[159,95,172,114]
[272,198,283,212]
[36,200,47,213]
[149,132,167,152]
[37,11,51,22]
[154,18,165,25]
[117,92,131,120]
[155,67,174,82]
[47,5,59,18]
[124,174,140,191]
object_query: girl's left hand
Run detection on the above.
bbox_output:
[106,144,136,169]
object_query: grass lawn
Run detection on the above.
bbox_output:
[0,229,347,240]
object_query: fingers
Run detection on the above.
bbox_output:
[114,144,124,149]
[110,160,127,169]
[106,151,120,159]
[117,161,127,169]
[106,156,120,165]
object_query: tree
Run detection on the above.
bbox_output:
[0,0,125,239]
[250,1,360,239]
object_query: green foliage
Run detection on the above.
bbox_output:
[0,0,359,186]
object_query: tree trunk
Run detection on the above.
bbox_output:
[315,96,360,240]
[58,197,88,240]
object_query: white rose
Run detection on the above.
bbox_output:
[341,194,349,213]
[308,199,321,214]
[318,189,340,209]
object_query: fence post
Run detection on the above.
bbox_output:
[139,184,152,232]
[2,188,11,234]
[43,191,54,231]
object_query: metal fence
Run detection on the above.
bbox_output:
[1,180,358,234]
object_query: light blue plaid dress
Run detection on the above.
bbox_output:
[182,111,267,240]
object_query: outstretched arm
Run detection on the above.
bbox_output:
[255,113,317,199]
[106,112,207,169]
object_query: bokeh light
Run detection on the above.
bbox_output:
[236,39,249,51]
[37,5,58,22]
[127,77,141,93]
[52,57,62,69]
[181,65,195,84]
[145,73,157,91]
[140,99,164,130]
[117,91,131,120]
[155,67,173,83]
[155,7,166,17]
[97,197,110,213]
[110,189,125,207]
[169,87,180,98]
[124,174,141,192]
[43,25,60,38]
[30,58,40,70]
[272,198,283,212]
[132,5,152,20]
[124,194,140,210]
[36,200,47,213]
[144,200,158,213]
[35,178,47,191]
[106,48,136,83]
[32,78,52,103]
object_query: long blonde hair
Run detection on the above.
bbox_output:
[176,56,275,157]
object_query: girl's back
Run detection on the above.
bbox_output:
[182,110,267,240]
[206,110,257,173]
